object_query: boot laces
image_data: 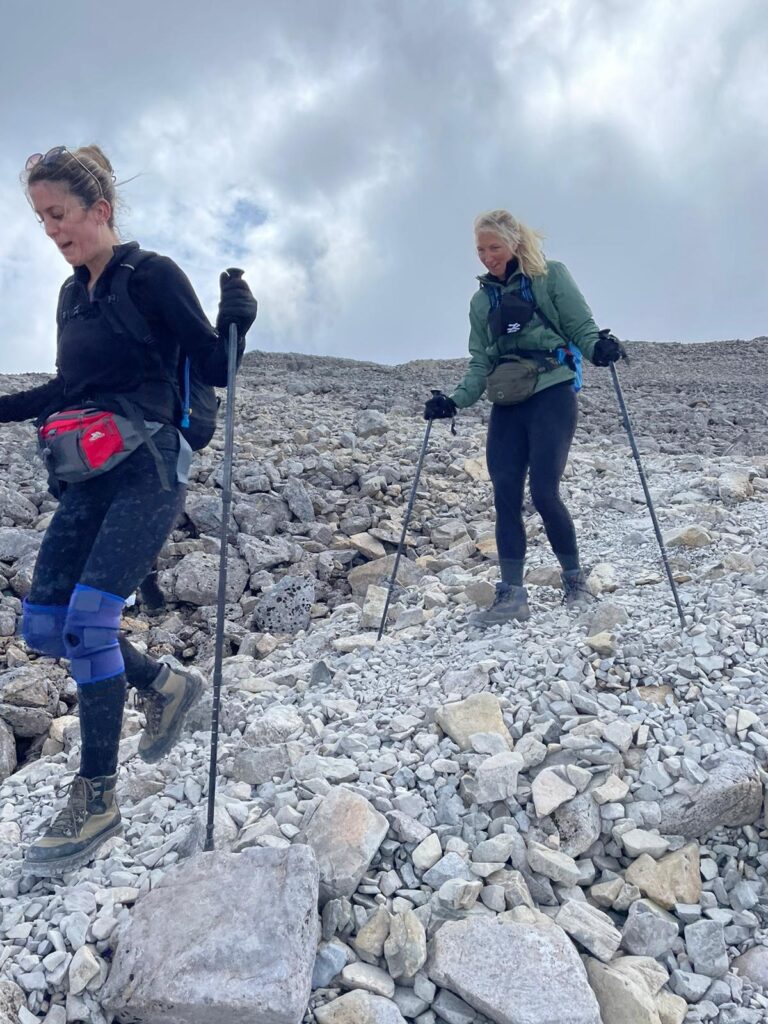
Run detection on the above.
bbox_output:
[564,574,592,601]
[46,776,96,838]
[491,584,512,607]
[136,688,168,737]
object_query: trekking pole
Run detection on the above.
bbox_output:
[609,361,687,629]
[204,270,243,852]
[377,393,444,640]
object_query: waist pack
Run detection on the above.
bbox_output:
[485,352,558,406]
[38,408,163,485]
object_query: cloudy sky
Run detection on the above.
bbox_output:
[0,0,765,374]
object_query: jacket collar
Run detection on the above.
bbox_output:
[72,241,140,285]
[477,257,521,287]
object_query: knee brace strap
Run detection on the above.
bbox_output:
[63,584,125,684]
[21,601,68,658]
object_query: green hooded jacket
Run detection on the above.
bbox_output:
[450,259,600,409]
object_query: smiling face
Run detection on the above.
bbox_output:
[28,180,114,269]
[476,229,516,279]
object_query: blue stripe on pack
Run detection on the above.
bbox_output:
[181,358,191,428]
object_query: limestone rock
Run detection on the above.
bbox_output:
[621,899,679,957]
[555,900,622,962]
[532,769,577,817]
[718,470,753,502]
[383,910,427,979]
[315,990,406,1024]
[353,410,390,438]
[733,945,768,989]
[526,842,581,886]
[0,718,16,782]
[471,751,525,803]
[684,919,728,978]
[435,693,512,751]
[664,524,712,548]
[302,787,389,903]
[348,555,422,597]
[102,846,319,1024]
[283,476,316,522]
[0,980,25,1024]
[624,845,701,909]
[171,550,249,605]
[428,916,602,1024]
[657,749,763,837]
[587,957,664,1024]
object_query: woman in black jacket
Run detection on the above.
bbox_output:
[0,145,257,874]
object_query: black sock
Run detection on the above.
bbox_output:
[77,674,127,778]
[499,559,525,587]
[119,635,161,690]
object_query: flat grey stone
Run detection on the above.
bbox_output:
[554,900,622,962]
[621,899,679,957]
[102,846,319,1024]
[684,920,728,978]
[428,916,602,1024]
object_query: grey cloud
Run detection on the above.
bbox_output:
[0,0,765,377]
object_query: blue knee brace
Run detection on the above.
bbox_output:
[22,601,68,658]
[63,585,125,684]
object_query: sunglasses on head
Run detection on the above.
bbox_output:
[24,146,104,198]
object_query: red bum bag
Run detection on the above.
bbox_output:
[38,407,159,483]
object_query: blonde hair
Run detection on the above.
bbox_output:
[26,144,117,228]
[474,209,548,277]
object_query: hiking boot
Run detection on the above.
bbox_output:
[561,570,596,608]
[137,664,203,764]
[469,583,530,627]
[23,773,121,876]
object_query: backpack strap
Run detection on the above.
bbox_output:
[113,394,172,491]
[99,249,156,344]
[56,276,77,332]
[522,274,583,390]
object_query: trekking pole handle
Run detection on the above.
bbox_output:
[223,267,244,280]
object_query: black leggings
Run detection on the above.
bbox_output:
[486,382,579,581]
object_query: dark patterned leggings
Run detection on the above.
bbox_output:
[27,427,185,686]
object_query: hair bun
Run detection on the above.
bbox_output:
[75,144,114,177]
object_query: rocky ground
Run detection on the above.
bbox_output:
[0,337,767,1024]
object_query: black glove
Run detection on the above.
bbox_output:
[423,391,457,420]
[592,329,625,367]
[216,270,258,340]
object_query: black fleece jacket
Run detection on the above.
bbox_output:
[0,242,233,424]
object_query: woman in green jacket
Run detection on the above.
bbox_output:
[424,209,622,626]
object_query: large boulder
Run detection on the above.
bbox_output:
[102,846,319,1024]
[657,750,763,837]
[427,916,602,1024]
